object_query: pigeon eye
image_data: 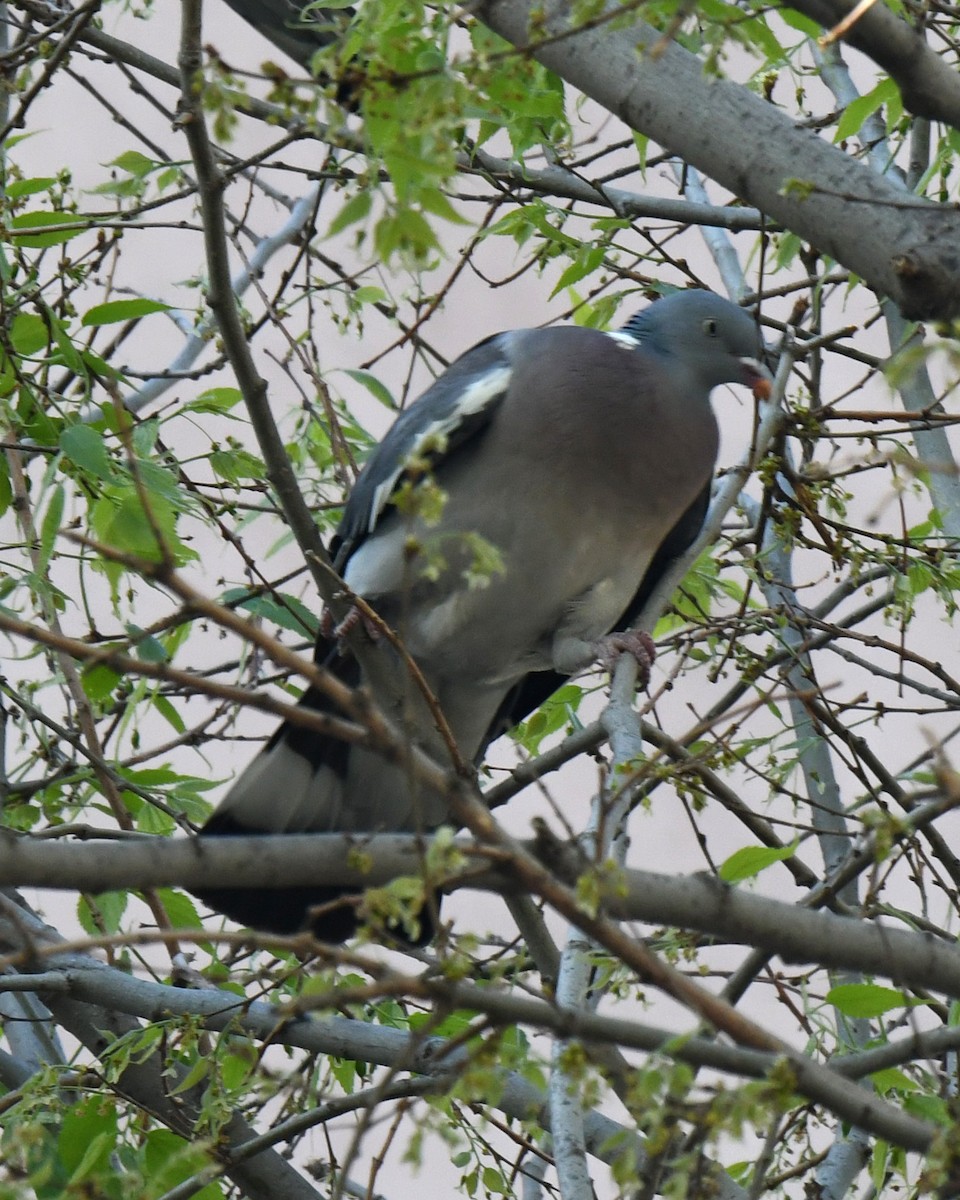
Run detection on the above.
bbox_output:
[703,318,719,337]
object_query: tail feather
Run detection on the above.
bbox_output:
[194,807,366,942]
[192,648,440,944]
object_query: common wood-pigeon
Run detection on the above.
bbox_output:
[220,0,351,68]
[219,0,360,105]
[195,290,769,942]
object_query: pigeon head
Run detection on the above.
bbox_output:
[622,291,771,399]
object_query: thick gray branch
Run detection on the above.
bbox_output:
[0,941,928,1164]
[0,923,672,1190]
[7,833,960,1001]
[475,0,960,319]
[785,0,960,130]
[466,147,766,229]
[43,963,939,1154]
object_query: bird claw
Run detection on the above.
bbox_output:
[596,629,656,687]
[320,603,381,644]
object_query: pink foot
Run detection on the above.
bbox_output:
[320,603,382,643]
[596,629,656,687]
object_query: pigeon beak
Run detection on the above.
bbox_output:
[739,356,773,401]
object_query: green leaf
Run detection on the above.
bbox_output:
[9,210,87,247]
[343,368,395,409]
[126,623,168,663]
[328,189,373,238]
[185,386,244,414]
[353,285,387,305]
[81,346,123,381]
[136,802,176,835]
[169,1055,211,1095]
[550,246,605,297]
[122,766,174,786]
[781,178,816,201]
[132,419,160,458]
[133,459,190,509]
[835,78,899,143]
[419,187,470,225]
[482,1166,507,1194]
[905,1092,949,1123]
[60,425,115,481]
[142,1128,221,1197]
[81,298,172,327]
[512,684,582,753]
[108,150,157,177]
[774,230,803,271]
[633,131,648,173]
[152,693,186,734]
[719,840,799,883]
[156,887,202,928]
[827,983,910,1018]
[91,483,196,565]
[47,309,86,373]
[89,176,147,199]
[569,291,619,330]
[6,176,58,199]
[222,586,319,637]
[485,205,539,246]
[210,447,267,483]
[870,1067,918,1094]
[82,661,122,702]
[10,312,49,356]
[38,484,65,577]
[409,1008,478,1038]
[374,207,438,263]
[77,890,128,934]
[66,1132,115,1186]
[777,7,822,35]
[0,459,12,518]
[58,1098,118,1177]
[92,487,162,560]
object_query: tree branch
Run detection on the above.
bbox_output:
[176,0,334,600]
[788,0,960,129]
[0,897,324,1200]
[0,897,936,1164]
[474,0,960,319]
[0,903,687,1192]
[9,832,960,1012]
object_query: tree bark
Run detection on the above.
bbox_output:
[476,0,960,320]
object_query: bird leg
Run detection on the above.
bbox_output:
[595,629,657,688]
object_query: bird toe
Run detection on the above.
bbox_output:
[596,629,657,686]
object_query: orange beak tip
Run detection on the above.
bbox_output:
[753,377,773,401]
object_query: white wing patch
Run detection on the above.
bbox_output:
[606,329,641,350]
[365,364,512,534]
